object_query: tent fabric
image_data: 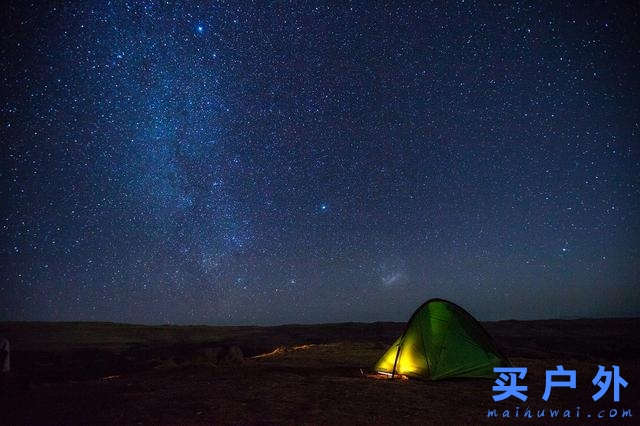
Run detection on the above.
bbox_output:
[375,299,510,380]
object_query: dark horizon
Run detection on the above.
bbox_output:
[2,298,639,327]
[2,1,639,325]
[3,311,640,328]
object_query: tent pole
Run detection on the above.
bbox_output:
[390,332,405,379]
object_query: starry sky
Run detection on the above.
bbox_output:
[1,1,639,325]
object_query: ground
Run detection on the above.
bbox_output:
[0,318,638,424]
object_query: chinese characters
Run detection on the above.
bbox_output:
[492,365,628,402]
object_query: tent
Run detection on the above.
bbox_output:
[374,298,510,379]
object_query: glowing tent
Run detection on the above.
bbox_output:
[375,298,510,379]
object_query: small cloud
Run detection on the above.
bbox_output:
[382,271,403,287]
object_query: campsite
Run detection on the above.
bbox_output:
[1,315,638,424]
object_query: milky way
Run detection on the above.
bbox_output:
[1,1,639,324]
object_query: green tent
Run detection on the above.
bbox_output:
[375,298,510,379]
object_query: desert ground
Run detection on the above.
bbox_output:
[0,318,638,424]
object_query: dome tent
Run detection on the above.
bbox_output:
[375,298,510,379]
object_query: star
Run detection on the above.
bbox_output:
[1,1,636,325]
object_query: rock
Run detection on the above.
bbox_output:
[201,346,243,365]
[224,346,244,364]
[222,346,243,365]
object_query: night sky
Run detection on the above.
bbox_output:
[1,1,639,325]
